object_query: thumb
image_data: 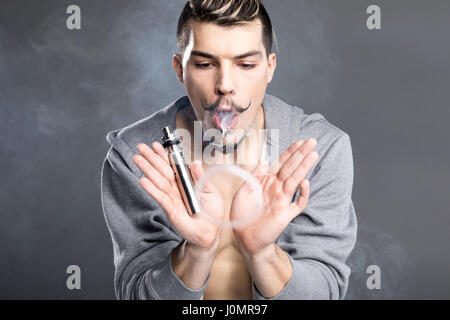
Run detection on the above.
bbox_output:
[239,160,269,195]
[189,161,217,193]
[252,160,270,179]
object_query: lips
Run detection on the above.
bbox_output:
[213,110,238,131]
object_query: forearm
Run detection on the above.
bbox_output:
[244,243,293,298]
[171,239,217,290]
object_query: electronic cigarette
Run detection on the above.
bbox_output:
[161,127,201,215]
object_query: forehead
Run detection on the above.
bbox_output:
[188,19,264,57]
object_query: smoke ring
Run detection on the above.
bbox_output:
[194,164,264,229]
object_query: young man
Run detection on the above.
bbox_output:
[101,0,357,300]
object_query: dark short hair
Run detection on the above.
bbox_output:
[177,0,273,58]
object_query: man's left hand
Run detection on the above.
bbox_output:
[230,138,319,259]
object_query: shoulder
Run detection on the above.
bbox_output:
[296,108,353,181]
[104,96,189,175]
[265,94,353,179]
[266,93,350,148]
[288,100,348,147]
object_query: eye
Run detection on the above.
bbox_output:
[195,63,212,69]
[240,63,256,70]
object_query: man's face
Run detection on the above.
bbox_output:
[173,18,276,150]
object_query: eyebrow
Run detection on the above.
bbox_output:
[190,50,262,60]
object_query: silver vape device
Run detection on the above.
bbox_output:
[161,127,201,215]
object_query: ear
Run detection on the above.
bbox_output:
[172,53,184,83]
[266,53,277,84]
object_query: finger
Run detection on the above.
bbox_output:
[288,179,310,219]
[269,139,304,175]
[139,177,172,213]
[151,141,170,164]
[133,153,172,194]
[137,143,174,183]
[240,160,268,195]
[283,151,318,196]
[278,138,317,182]
[190,161,217,194]
[139,177,191,228]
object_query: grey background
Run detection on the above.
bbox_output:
[0,0,449,299]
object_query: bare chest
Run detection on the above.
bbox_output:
[202,172,253,299]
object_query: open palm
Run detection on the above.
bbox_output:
[230,138,319,256]
[134,142,225,250]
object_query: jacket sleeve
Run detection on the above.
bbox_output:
[252,133,357,300]
[100,131,210,300]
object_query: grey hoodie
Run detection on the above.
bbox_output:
[100,94,357,300]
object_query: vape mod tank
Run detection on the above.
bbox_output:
[161,127,200,215]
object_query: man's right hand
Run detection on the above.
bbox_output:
[133,142,225,253]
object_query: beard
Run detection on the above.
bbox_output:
[202,126,249,154]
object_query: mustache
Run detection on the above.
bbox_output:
[203,98,251,113]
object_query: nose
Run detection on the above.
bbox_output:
[214,66,235,97]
